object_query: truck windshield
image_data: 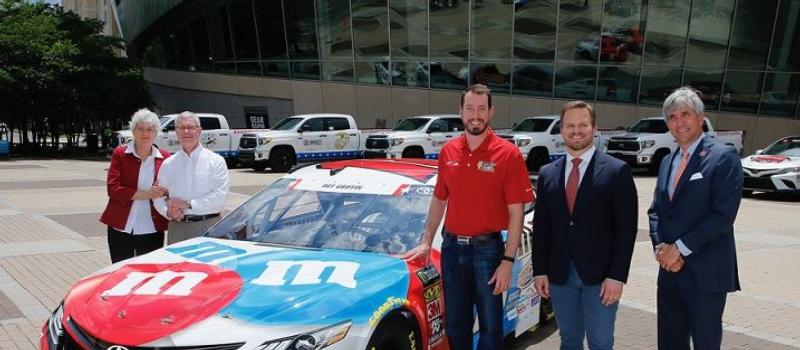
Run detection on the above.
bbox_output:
[763,137,800,157]
[272,117,304,131]
[206,178,429,255]
[392,118,430,131]
[512,118,552,132]
[628,119,668,133]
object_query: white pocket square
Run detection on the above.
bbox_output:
[690,172,703,181]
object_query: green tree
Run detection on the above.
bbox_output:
[0,0,151,152]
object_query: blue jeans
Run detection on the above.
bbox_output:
[550,263,618,350]
[441,234,504,350]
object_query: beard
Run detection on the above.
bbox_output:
[466,122,488,136]
[564,135,593,152]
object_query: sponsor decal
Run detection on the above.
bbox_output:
[426,299,442,320]
[393,184,411,196]
[303,139,323,146]
[334,132,350,149]
[415,266,440,286]
[517,262,533,289]
[477,160,496,173]
[423,283,442,303]
[368,297,410,327]
[753,155,790,163]
[445,160,460,167]
[428,316,445,346]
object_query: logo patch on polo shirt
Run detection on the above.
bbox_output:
[477,161,496,173]
[446,160,461,167]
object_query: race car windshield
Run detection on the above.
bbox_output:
[206,178,430,255]
[392,118,430,131]
[512,118,552,132]
[762,138,800,157]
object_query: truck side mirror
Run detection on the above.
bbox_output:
[427,125,442,133]
[299,124,311,133]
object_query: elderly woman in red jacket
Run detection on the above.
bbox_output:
[100,108,171,263]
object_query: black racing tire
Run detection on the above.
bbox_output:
[527,148,549,173]
[366,314,417,350]
[269,147,294,173]
[649,149,671,176]
[402,147,425,159]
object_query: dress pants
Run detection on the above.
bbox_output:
[657,286,727,350]
[107,226,164,263]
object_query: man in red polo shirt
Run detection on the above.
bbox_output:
[407,84,534,349]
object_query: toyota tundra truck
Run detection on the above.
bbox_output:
[605,116,744,174]
[363,115,464,159]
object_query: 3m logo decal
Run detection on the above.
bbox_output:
[103,271,208,297]
[251,260,360,289]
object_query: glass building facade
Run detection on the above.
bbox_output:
[138,0,800,119]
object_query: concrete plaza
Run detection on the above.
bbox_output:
[0,159,798,349]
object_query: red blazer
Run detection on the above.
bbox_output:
[100,145,170,232]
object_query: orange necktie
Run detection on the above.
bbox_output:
[671,149,689,200]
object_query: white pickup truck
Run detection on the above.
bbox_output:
[605,116,744,174]
[238,113,368,172]
[363,115,464,159]
[498,115,621,172]
[111,113,259,165]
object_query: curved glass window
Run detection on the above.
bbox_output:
[512,64,554,97]
[727,0,777,70]
[430,61,468,90]
[430,1,468,61]
[599,0,647,65]
[513,0,556,62]
[643,0,689,66]
[471,63,510,93]
[392,61,429,88]
[597,65,639,103]
[685,0,733,69]
[470,0,513,62]
[555,65,598,100]
[557,0,602,63]
[285,0,319,60]
[390,0,428,60]
[316,0,353,60]
[352,0,390,60]
[769,0,800,72]
[721,71,763,113]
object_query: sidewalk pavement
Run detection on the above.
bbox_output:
[0,159,798,350]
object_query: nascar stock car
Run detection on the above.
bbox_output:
[41,159,552,350]
[741,136,800,196]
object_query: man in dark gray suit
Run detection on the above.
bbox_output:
[648,87,743,350]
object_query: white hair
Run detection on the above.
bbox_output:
[129,108,160,137]
[175,111,201,129]
[662,87,705,118]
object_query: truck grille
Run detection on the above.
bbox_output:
[607,139,640,152]
[239,136,256,149]
[366,138,389,149]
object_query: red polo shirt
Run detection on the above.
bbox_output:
[434,129,534,235]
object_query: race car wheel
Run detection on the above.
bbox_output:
[269,147,294,173]
[367,314,417,350]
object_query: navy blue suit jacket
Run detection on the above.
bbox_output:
[532,150,638,285]
[648,137,742,293]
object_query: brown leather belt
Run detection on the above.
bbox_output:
[180,213,220,223]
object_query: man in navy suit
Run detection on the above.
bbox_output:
[648,87,742,350]
[532,101,638,350]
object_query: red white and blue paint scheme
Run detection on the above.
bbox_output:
[741,136,800,195]
[41,159,549,350]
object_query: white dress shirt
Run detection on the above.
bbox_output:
[121,144,163,234]
[154,145,230,218]
[563,145,596,188]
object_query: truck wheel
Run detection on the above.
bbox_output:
[366,314,417,350]
[649,149,670,175]
[402,147,425,159]
[527,149,549,172]
[269,148,294,173]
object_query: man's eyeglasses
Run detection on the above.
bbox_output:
[177,125,199,131]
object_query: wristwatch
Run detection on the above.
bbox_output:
[502,255,515,263]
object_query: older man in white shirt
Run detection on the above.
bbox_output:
[155,111,230,244]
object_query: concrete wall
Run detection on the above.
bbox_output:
[143,68,800,154]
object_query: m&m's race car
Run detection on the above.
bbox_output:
[741,136,800,196]
[42,159,551,350]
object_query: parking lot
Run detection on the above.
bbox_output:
[0,159,798,349]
